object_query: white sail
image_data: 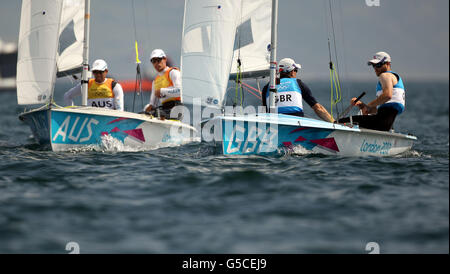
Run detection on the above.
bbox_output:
[57,0,84,77]
[230,0,272,79]
[181,0,242,108]
[17,0,64,105]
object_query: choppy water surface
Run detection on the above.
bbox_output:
[0,81,448,253]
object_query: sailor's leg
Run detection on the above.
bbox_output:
[338,109,397,132]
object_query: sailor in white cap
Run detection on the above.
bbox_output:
[338,51,406,131]
[144,49,182,118]
[262,57,335,123]
[64,59,124,111]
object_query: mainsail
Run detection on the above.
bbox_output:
[17,0,84,105]
[57,0,84,77]
[181,0,242,108]
[230,0,272,79]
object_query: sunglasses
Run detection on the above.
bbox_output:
[370,62,385,69]
[369,56,387,68]
[92,70,105,74]
[293,68,298,73]
[151,58,163,64]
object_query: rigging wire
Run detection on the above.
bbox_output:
[326,0,343,120]
[337,0,352,109]
[144,0,152,57]
[131,0,144,112]
[329,0,341,81]
[241,81,262,100]
[233,0,244,111]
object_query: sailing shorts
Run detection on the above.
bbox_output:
[155,101,183,120]
[337,107,398,131]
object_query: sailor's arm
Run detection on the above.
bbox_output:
[160,69,181,98]
[145,81,157,112]
[312,103,335,123]
[367,74,394,109]
[300,81,334,123]
[63,83,82,106]
[113,83,124,111]
[352,74,394,115]
[351,98,376,115]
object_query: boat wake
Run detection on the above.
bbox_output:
[99,134,145,152]
[290,145,317,156]
[98,134,201,153]
[395,149,431,158]
[278,144,317,156]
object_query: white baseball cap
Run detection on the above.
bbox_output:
[368,51,391,65]
[91,59,108,71]
[150,49,166,60]
[279,58,302,73]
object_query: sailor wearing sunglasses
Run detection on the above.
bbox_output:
[338,52,405,131]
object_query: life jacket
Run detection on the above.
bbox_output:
[153,67,181,106]
[376,71,405,114]
[266,78,303,114]
[88,78,117,109]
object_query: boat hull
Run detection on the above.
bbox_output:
[19,106,197,151]
[205,113,417,156]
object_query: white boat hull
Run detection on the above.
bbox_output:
[19,106,197,151]
[205,113,417,156]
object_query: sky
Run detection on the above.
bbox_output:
[1,0,449,82]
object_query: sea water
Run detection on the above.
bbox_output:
[0,80,448,253]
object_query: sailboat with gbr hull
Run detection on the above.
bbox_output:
[181,0,417,156]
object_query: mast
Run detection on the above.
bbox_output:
[268,0,278,113]
[81,0,91,106]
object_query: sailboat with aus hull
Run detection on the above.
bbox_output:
[181,0,417,156]
[17,0,196,151]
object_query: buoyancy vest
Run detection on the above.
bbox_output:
[153,67,181,106]
[266,78,303,114]
[88,78,116,109]
[376,71,405,114]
